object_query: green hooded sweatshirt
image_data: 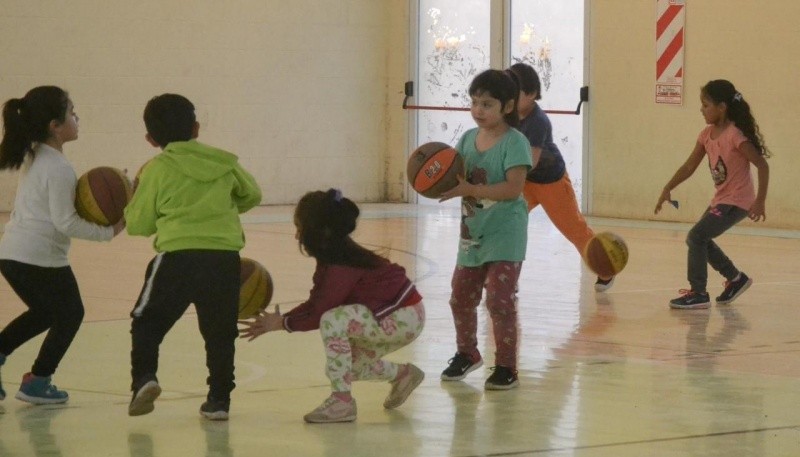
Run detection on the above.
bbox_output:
[124,140,262,252]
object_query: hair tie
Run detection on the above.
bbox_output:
[332,189,343,202]
[733,92,743,102]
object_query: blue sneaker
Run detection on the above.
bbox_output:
[15,372,69,404]
[0,353,6,400]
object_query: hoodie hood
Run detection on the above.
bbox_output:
[157,140,239,182]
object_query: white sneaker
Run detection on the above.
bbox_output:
[594,276,615,292]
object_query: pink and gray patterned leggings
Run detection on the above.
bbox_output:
[319,301,425,393]
[449,262,522,368]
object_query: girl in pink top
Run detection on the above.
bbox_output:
[655,80,770,309]
[238,189,425,423]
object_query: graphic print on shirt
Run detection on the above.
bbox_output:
[459,167,492,252]
[710,156,728,185]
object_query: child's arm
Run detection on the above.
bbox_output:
[440,166,528,202]
[654,142,705,214]
[231,165,262,213]
[739,141,769,221]
[123,171,158,236]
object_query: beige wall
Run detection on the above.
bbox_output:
[589,0,800,229]
[0,0,410,209]
[3,1,798,229]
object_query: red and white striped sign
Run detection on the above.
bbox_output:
[655,0,685,104]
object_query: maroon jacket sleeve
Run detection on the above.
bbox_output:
[282,264,362,332]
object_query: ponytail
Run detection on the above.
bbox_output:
[0,86,70,170]
[0,99,32,170]
[701,80,771,158]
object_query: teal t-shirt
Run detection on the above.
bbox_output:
[455,127,532,266]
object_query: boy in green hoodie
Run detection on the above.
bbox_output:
[124,94,262,420]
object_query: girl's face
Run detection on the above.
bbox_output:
[293,215,302,241]
[516,90,537,118]
[700,94,726,125]
[51,100,79,143]
[470,92,512,130]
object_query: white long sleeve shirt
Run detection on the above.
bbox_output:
[0,144,113,267]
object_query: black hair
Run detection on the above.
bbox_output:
[294,189,386,269]
[468,69,521,127]
[1,86,70,170]
[701,80,770,158]
[508,63,542,100]
[143,93,196,147]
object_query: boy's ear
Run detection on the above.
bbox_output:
[503,99,516,115]
[145,133,160,148]
[192,121,200,139]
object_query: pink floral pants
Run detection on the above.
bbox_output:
[320,301,425,392]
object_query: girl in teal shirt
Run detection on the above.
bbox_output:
[439,69,532,390]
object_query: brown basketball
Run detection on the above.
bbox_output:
[239,257,274,319]
[583,232,629,278]
[75,167,133,226]
[407,142,464,198]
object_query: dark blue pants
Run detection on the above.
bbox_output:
[130,250,240,401]
[0,260,84,377]
[686,204,747,293]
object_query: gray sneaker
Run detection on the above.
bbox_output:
[384,364,424,409]
[304,395,357,423]
[128,380,161,416]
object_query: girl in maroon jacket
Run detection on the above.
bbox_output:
[239,189,425,423]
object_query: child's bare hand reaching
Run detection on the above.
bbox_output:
[238,305,282,341]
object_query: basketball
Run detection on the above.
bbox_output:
[582,232,629,278]
[239,257,274,319]
[407,142,464,198]
[75,166,133,226]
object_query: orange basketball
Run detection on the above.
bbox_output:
[75,166,133,226]
[407,142,464,198]
[583,232,629,278]
[239,257,274,319]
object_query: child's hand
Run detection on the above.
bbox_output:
[439,175,471,202]
[748,200,766,222]
[238,305,283,341]
[654,189,673,214]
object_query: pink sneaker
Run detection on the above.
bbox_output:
[303,395,357,423]
[384,364,424,409]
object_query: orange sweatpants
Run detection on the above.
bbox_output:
[522,172,595,255]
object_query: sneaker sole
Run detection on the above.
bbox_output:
[441,360,483,381]
[303,413,357,424]
[384,366,425,409]
[485,379,520,391]
[669,301,711,310]
[129,381,161,416]
[15,391,68,405]
[200,410,229,421]
[594,278,615,292]
[716,278,752,305]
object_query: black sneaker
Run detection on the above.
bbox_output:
[594,276,615,292]
[128,378,161,416]
[441,353,483,381]
[716,273,752,305]
[484,366,519,390]
[669,290,710,309]
[200,397,230,421]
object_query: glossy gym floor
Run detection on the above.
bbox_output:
[1,204,799,456]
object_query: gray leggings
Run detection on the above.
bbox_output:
[686,204,748,293]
